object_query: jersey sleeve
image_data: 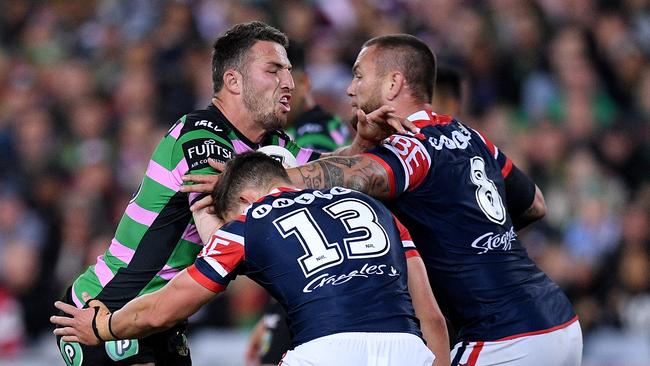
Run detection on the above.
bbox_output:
[170,118,235,204]
[267,131,321,165]
[471,128,513,178]
[187,220,246,292]
[392,215,419,258]
[363,134,432,198]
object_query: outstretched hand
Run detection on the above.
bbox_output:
[180,159,225,212]
[356,105,420,143]
[51,293,112,345]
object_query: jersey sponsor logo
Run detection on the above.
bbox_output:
[302,262,400,293]
[194,119,223,132]
[470,226,517,254]
[183,138,233,170]
[383,135,431,189]
[427,125,472,151]
[105,339,139,362]
[251,187,351,219]
[59,339,83,366]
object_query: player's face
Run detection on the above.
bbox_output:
[347,46,384,116]
[242,41,294,131]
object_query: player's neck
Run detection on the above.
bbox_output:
[212,98,267,143]
[388,94,429,120]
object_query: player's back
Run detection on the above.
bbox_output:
[242,187,421,346]
[368,110,576,341]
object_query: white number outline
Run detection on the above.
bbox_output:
[273,208,344,278]
[469,156,506,225]
[273,199,390,278]
[323,198,390,260]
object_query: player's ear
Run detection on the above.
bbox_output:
[223,69,243,94]
[386,71,405,101]
[239,189,259,206]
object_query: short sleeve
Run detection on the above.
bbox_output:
[363,134,432,198]
[187,220,246,292]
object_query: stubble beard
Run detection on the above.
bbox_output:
[358,90,383,116]
[242,83,286,132]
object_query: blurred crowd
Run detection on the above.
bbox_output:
[0,0,649,362]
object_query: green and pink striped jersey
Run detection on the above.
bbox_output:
[71,104,319,310]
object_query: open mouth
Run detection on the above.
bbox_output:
[279,95,291,112]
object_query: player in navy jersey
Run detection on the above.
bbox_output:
[179,35,582,365]
[52,153,450,366]
[279,34,584,366]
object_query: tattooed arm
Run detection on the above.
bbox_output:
[286,155,393,200]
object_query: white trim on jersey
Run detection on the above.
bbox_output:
[407,110,431,121]
[384,143,412,188]
[402,240,416,249]
[472,128,486,144]
[470,128,499,159]
[203,256,229,277]
[382,136,432,191]
[215,230,245,246]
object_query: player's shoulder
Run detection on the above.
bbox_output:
[170,105,236,169]
[180,105,232,138]
[246,187,368,220]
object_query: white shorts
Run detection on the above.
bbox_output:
[451,319,583,366]
[280,332,434,366]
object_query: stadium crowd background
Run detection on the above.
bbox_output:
[0,0,648,364]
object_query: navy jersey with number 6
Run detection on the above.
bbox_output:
[365,110,576,342]
[187,187,422,347]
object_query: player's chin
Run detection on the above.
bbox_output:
[267,113,288,130]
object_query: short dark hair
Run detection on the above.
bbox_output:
[212,152,291,220]
[211,21,289,93]
[363,34,436,103]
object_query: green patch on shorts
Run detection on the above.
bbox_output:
[105,339,139,361]
[59,338,83,366]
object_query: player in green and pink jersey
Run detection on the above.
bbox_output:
[56,22,319,366]
[56,21,413,366]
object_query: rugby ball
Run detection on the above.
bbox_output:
[257,145,298,168]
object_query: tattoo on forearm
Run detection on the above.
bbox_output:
[294,156,391,198]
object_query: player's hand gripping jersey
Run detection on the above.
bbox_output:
[365,110,576,342]
[187,187,422,347]
[72,104,319,310]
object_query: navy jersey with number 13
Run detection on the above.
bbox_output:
[187,187,422,347]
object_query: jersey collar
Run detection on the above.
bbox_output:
[256,186,300,203]
[407,109,453,129]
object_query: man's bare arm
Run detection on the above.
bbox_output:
[287,155,392,200]
[320,106,419,158]
[407,256,450,366]
[52,270,216,344]
[193,206,223,243]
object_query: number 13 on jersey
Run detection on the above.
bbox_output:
[273,198,390,278]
